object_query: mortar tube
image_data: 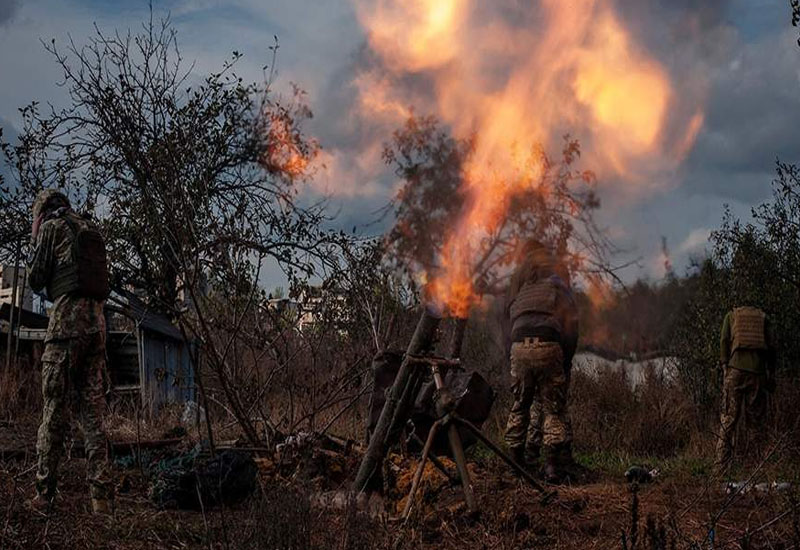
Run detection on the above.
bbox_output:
[352,303,442,493]
[448,317,468,360]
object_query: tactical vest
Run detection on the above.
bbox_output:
[47,214,110,301]
[510,279,557,322]
[731,307,766,352]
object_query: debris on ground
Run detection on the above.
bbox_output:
[311,490,386,519]
[149,444,257,509]
[181,400,206,426]
[625,465,660,484]
[723,481,793,495]
[276,431,315,463]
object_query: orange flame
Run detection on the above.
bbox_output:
[260,110,315,181]
[354,0,705,315]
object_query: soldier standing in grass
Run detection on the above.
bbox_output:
[715,305,776,472]
[504,239,580,483]
[25,189,113,514]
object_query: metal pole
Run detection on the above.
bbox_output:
[443,316,477,512]
[429,361,477,513]
[402,419,442,521]
[13,266,27,361]
[5,239,22,373]
[455,416,552,498]
[445,420,476,512]
[407,428,458,483]
[447,317,468,360]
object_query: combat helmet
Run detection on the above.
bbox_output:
[32,189,70,220]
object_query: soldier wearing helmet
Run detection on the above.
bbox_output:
[504,239,580,483]
[26,189,113,514]
[715,303,776,471]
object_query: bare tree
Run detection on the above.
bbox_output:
[0,10,349,444]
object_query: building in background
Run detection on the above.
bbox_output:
[267,284,348,332]
[0,264,33,311]
[1,288,196,415]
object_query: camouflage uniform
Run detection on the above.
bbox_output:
[505,340,571,458]
[715,307,775,469]
[519,326,578,461]
[503,242,578,478]
[27,191,112,504]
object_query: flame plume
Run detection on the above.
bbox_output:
[353,0,705,315]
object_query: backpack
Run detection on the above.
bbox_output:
[509,278,558,321]
[731,307,767,352]
[47,213,110,301]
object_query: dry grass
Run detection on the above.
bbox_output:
[3,340,800,548]
[570,366,695,458]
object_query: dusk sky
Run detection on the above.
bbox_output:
[1,0,798,286]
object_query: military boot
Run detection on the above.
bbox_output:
[542,443,584,484]
[508,446,538,478]
[510,446,526,466]
[525,443,541,464]
[542,453,561,484]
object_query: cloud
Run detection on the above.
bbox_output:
[684,29,800,202]
[0,0,19,26]
[678,227,713,253]
[2,0,798,286]
[297,0,800,283]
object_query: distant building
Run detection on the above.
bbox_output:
[572,350,679,389]
[267,284,348,331]
[0,264,33,310]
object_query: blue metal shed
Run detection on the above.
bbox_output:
[107,292,196,414]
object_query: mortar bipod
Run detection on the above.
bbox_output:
[401,355,556,522]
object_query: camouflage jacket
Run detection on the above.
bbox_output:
[27,209,105,342]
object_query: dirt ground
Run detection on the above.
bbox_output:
[1,420,797,550]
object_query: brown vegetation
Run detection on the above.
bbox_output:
[2,7,800,550]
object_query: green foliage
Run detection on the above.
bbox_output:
[673,161,800,411]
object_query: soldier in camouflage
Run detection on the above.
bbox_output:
[504,240,580,483]
[26,189,113,514]
[520,266,579,463]
[715,305,775,471]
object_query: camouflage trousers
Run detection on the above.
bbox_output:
[715,367,767,469]
[517,359,574,459]
[36,332,111,500]
[504,340,572,460]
